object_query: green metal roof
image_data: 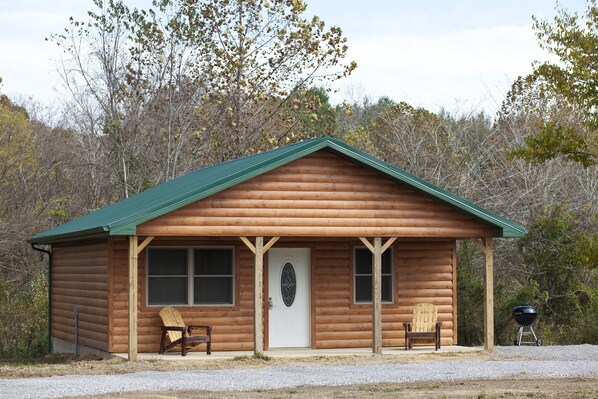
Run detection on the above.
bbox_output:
[29,136,527,244]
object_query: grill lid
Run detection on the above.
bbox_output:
[512,305,538,326]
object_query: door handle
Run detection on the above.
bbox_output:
[268,297,273,310]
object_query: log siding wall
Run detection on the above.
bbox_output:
[109,238,456,352]
[313,240,455,349]
[137,150,494,238]
[52,240,109,352]
[109,238,256,353]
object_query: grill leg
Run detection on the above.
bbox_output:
[516,326,523,346]
[529,326,538,341]
[530,326,541,345]
[516,325,541,346]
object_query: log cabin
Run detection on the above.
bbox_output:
[28,136,526,359]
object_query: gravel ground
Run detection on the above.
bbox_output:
[1,345,596,399]
[493,344,598,361]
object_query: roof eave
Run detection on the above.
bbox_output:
[497,226,528,238]
[27,227,110,245]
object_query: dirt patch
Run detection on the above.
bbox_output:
[68,377,598,399]
[0,351,499,379]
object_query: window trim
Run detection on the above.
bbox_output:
[353,246,394,305]
[145,246,235,307]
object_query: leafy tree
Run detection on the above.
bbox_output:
[283,87,337,138]
[516,205,597,343]
[51,0,355,194]
[335,96,396,153]
[504,0,597,167]
[193,0,356,161]
[0,97,39,264]
[353,101,462,188]
[0,271,48,358]
[51,0,215,198]
[456,241,485,346]
[0,94,53,358]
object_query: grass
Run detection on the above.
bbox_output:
[418,383,441,390]
[234,390,301,399]
[356,382,443,393]
[357,385,404,393]
[233,352,272,362]
[262,389,300,399]
[471,392,553,399]
[0,358,45,367]
[253,351,272,361]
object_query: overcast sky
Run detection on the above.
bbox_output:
[0,0,589,116]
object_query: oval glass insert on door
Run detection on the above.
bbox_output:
[280,262,297,307]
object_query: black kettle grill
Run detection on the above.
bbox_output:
[513,305,540,346]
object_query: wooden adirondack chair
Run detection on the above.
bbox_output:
[159,307,212,356]
[403,303,443,350]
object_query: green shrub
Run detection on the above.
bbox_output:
[457,241,484,346]
[458,205,597,346]
[0,270,49,359]
[517,206,597,344]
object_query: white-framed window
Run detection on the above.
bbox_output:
[147,247,234,306]
[354,247,393,304]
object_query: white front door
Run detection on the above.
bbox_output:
[268,248,310,348]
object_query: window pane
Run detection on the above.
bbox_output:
[148,248,187,275]
[356,248,392,274]
[148,277,187,305]
[382,250,392,274]
[194,277,233,304]
[194,249,233,275]
[354,247,393,304]
[355,275,372,302]
[382,275,392,302]
[355,248,372,275]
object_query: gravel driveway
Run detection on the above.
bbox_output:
[1,345,596,399]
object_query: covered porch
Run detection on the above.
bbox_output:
[125,234,496,360]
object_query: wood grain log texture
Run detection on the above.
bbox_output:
[137,150,493,238]
[313,240,456,349]
[51,240,109,352]
[108,237,457,352]
[109,238,256,353]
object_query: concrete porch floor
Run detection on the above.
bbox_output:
[114,346,483,361]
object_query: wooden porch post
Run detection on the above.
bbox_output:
[473,237,495,350]
[127,235,154,361]
[372,237,382,355]
[483,237,494,350]
[128,235,138,361]
[254,237,264,353]
[359,237,396,355]
[240,236,279,355]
